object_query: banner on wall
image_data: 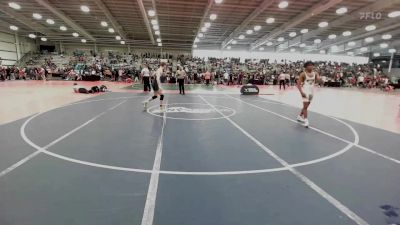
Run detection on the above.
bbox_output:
[193,50,369,64]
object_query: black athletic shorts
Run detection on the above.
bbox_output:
[152,79,159,92]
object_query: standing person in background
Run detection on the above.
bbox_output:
[223,71,229,85]
[204,70,211,86]
[285,72,290,87]
[290,73,295,86]
[18,67,26,80]
[278,71,286,90]
[228,72,234,86]
[141,64,151,92]
[6,66,11,80]
[39,67,46,81]
[176,66,186,95]
[238,71,244,86]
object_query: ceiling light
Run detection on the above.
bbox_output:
[300,29,308,34]
[347,52,354,55]
[204,22,211,28]
[267,42,273,46]
[158,43,162,47]
[210,14,217,20]
[290,48,296,52]
[215,0,223,4]
[8,2,21,10]
[201,27,207,32]
[148,10,156,17]
[101,21,108,27]
[342,31,352,36]
[388,11,400,18]
[155,30,160,35]
[153,25,159,30]
[193,44,198,48]
[254,25,262,31]
[360,47,368,52]
[331,45,339,51]
[194,37,200,42]
[80,5,90,13]
[380,43,388,48]
[299,43,306,48]
[289,32,297,37]
[198,33,204,38]
[373,53,380,57]
[238,35,245,39]
[46,19,55,25]
[348,41,356,46]
[157,38,161,42]
[108,28,115,33]
[278,1,289,9]
[120,41,125,45]
[266,17,275,24]
[72,32,79,37]
[32,13,42,20]
[9,25,18,31]
[41,37,47,41]
[232,40,237,44]
[320,50,326,54]
[328,34,337,39]
[314,39,321,44]
[382,34,392,40]
[151,19,158,25]
[259,47,264,51]
[388,49,396,53]
[365,25,376,31]
[336,7,347,15]
[277,37,285,42]
[60,26,67,31]
[28,34,36,39]
[364,37,374,43]
[81,39,87,43]
[318,21,328,28]
[246,29,253,35]
[115,36,121,40]
[227,46,231,50]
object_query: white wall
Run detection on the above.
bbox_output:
[193,49,369,64]
[0,31,37,66]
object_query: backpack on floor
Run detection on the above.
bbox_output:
[91,86,100,93]
[99,85,108,92]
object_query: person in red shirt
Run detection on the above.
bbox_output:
[204,70,211,86]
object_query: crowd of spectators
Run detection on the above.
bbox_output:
[1,52,399,91]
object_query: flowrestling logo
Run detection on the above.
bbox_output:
[147,103,237,120]
[151,106,232,114]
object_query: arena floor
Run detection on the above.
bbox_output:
[1,85,400,225]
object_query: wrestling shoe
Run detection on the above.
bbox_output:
[304,119,309,128]
[143,101,148,110]
[297,115,305,123]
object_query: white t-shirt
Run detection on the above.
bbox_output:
[224,72,229,79]
[141,68,150,77]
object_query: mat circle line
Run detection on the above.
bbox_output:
[20,95,359,176]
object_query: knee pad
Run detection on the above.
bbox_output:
[152,96,157,100]
[160,95,164,101]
